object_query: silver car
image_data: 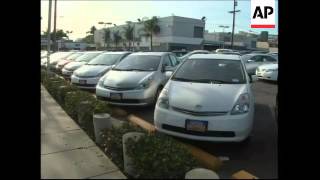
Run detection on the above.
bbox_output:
[71,52,131,89]
[241,53,278,75]
[96,52,179,106]
[62,51,103,79]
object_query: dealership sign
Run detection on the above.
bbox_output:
[251,0,275,28]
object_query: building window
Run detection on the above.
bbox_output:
[194,26,204,38]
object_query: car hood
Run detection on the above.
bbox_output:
[103,70,155,88]
[258,63,278,70]
[64,61,86,71]
[57,59,71,66]
[74,65,112,77]
[167,81,248,112]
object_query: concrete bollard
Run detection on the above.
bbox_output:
[185,168,220,179]
[122,132,145,177]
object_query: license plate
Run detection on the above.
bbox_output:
[185,120,208,132]
[110,93,122,100]
[79,80,86,84]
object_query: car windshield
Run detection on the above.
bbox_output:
[75,52,101,62]
[172,59,246,84]
[50,52,74,61]
[66,52,84,60]
[113,55,161,71]
[87,53,123,65]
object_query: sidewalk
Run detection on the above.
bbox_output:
[41,85,127,179]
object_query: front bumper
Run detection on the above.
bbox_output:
[256,70,277,81]
[62,69,74,79]
[70,75,101,90]
[154,105,254,142]
[96,84,156,106]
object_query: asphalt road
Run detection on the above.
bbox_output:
[110,80,278,178]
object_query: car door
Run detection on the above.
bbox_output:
[246,55,264,75]
[160,54,174,85]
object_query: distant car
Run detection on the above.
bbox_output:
[96,52,179,106]
[178,50,211,63]
[62,51,103,79]
[41,51,75,69]
[255,63,278,81]
[56,52,85,74]
[71,52,131,90]
[241,54,278,76]
[215,49,234,53]
[172,50,188,57]
[154,53,257,142]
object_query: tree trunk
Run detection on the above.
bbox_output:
[150,34,153,51]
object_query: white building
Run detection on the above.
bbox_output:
[94,16,206,51]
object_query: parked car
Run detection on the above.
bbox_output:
[154,53,257,142]
[178,50,211,63]
[41,51,75,69]
[172,50,188,57]
[55,52,85,74]
[62,51,103,79]
[241,53,278,76]
[96,52,179,106]
[71,52,131,89]
[255,63,278,81]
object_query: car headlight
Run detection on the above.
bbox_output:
[231,93,250,115]
[136,76,154,90]
[157,89,169,109]
[266,68,278,72]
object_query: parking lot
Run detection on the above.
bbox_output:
[108,80,278,178]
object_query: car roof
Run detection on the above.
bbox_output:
[130,52,169,56]
[101,51,131,55]
[188,54,241,60]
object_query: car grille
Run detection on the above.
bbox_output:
[171,106,228,116]
[162,124,235,137]
[104,85,136,91]
[97,96,141,104]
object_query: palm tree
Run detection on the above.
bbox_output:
[86,26,97,35]
[104,28,111,48]
[113,30,122,49]
[123,24,134,50]
[142,16,160,51]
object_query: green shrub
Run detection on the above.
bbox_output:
[45,78,67,99]
[125,133,200,179]
[100,122,144,170]
[56,84,78,108]
[94,100,111,114]
[64,90,96,121]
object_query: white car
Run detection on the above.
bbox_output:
[154,54,256,142]
[255,63,278,81]
[96,52,179,106]
[56,52,85,73]
[71,52,131,90]
[62,51,103,79]
[41,51,75,69]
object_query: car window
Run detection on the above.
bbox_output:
[87,53,123,65]
[66,53,84,60]
[264,56,277,62]
[251,55,264,62]
[114,55,161,71]
[75,52,101,62]
[172,59,246,84]
[169,54,178,66]
[163,55,173,67]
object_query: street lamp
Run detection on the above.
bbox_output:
[229,0,240,49]
[46,0,52,75]
[219,25,230,48]
[98,21,112,28]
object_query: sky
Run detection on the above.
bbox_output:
[41,0,278,40]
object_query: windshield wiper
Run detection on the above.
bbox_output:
[123,68,150,71]
[171,77,195,82]
[194,79,238,84]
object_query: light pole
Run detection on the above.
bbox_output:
[52,0,57,52]
[219,25,229,48]
[126,21,135,51]
[229,0,240,49]
[47,0,52,75]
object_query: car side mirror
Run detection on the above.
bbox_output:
[165,71,173,78]
[250,75,258,83]
[111,64,116,69]
[247,59,254,63]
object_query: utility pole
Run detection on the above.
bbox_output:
[52,0,57,52]
[229,0,240,49]
[219,25,229,49]
[47,0,52,75]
